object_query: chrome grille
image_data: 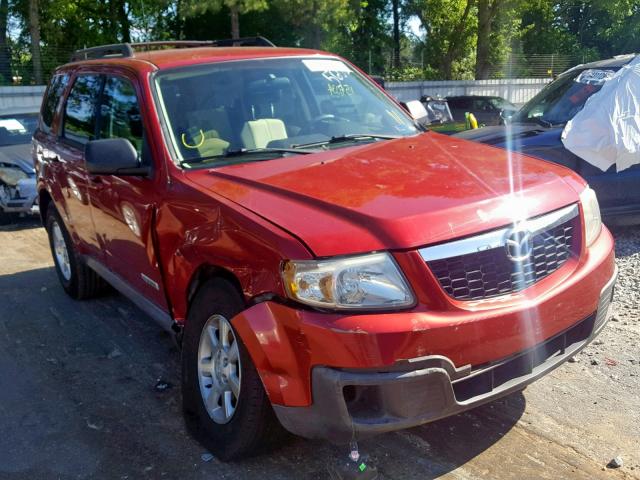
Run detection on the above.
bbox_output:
[420,205,581,301]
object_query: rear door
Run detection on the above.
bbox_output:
[52,73,104,258]
[448,97,470,122]
[34,72,70,206]
[87,73,169,309]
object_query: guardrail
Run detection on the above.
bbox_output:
[386,78,552,106]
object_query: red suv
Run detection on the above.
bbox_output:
[35,38,617,460]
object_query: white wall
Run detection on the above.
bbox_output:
[386,78,552,106]
[0,86,46,112]
[0,78,552,114]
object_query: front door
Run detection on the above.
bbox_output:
[87,74,168,310]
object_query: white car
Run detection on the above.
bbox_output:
[0,108,38,224]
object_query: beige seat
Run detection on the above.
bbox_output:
[197,137,230,158]
[241,119,287,149]
[182,107,233,158]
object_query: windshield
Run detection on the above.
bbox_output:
[154,57,419,168]
[0,113,38,147]
[511,67,619,126]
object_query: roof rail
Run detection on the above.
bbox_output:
[70,44,134,62]
[70,36,276,62]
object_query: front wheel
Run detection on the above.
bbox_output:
[181,278,285,461]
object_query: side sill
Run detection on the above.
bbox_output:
[84,257,175,333]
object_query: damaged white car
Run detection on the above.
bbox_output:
[0,108,38,224]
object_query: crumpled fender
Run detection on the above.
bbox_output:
[231,301,313,406]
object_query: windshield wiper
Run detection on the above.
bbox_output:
[292,134,401,149]
[532,117,557,128]
[184,147,314,166]
[511,116,559,128]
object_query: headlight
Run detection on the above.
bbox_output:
[580,187,602,247]
[282,252,415,310]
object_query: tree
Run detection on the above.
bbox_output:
[0,0,10,83]
[272,0,352,50]
[184,0,268,40]
[28,0,42,84]
[475,0,500,79]
[475,0,523,79]
[392,0,401,68]
[407,0,477,79]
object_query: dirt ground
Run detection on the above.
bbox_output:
[0,218,638,480]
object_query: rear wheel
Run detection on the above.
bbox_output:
[181,278,285,461]
[45,207,104,299]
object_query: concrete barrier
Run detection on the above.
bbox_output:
[0,78,552,115]
[0,86,46,112]
[386,78,552,106]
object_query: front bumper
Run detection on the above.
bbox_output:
[273,267,617,441]
[1,178,38,214]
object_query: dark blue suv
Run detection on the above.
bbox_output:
[456,55,639,224]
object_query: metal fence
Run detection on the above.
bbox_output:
[386,78,552,106]
[0,85,46,112]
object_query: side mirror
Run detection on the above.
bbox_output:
[500,109,515,122]
[403,100,429,122]
[85,138,149,176]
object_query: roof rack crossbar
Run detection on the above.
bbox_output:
[70,36,275,62]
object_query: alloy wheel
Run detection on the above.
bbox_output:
[197,314,242,424]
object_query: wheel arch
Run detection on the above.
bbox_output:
[38,188,53,225]
[186,264,245,316]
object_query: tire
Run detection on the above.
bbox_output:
[45,207,104,299]
[181,278,285,461]
[0,209,15,226]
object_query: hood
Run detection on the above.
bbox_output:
[453,124,588,171]
[0,143,35,173]
[454,124,564,145]
[187,132,585,257]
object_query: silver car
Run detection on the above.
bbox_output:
[0,108,38,224]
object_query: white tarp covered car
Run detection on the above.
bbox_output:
[562,55,640,172]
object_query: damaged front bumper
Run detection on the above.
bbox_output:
[0,177,38,215]
[273,267,617,442]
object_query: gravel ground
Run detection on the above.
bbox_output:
[0,219,638,480]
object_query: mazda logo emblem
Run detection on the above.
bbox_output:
[505,227,533,262]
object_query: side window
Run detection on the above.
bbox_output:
[98,76,144,157]
[63,75,103,144]
[41,74,69,134]
[473,99,492,111]
[451,98,469,110]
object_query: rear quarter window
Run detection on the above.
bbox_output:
[63,74,103,145]
[40,74,69,134]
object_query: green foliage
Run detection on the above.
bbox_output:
[406,0,477,79]
[1,0,639,84]
[386,65,424,81]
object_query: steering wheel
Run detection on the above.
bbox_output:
[305,114,351,134]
